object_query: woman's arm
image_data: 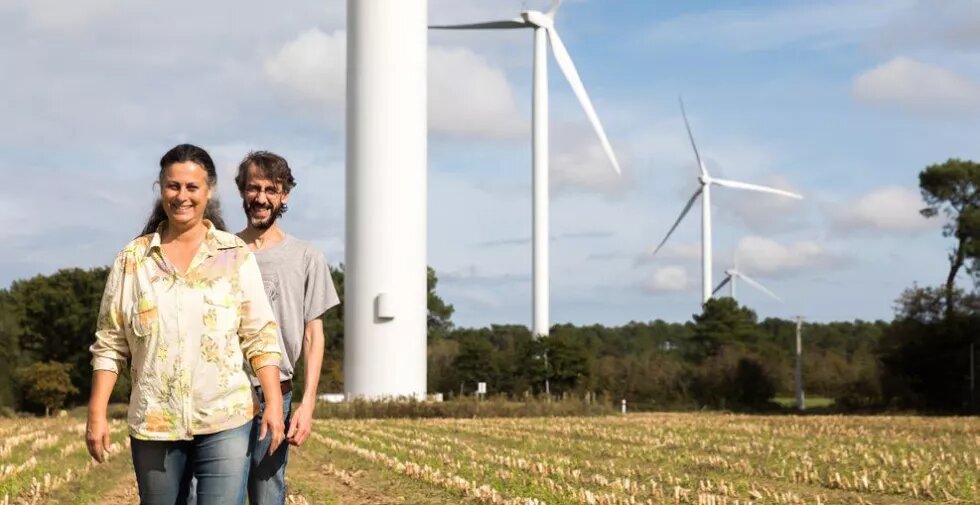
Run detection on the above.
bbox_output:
[254,365,285,455]
[87,370,118,462]
[87,251,130,463]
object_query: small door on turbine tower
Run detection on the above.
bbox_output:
[375,293,395,321]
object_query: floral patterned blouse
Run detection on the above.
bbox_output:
[90,221,281,441]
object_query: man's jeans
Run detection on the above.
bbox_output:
[248,387,293,505]
[130,421,251,505]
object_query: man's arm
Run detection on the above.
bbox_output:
[287,318,324,446]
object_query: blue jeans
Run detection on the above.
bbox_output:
[130,421,251,505]
[248,388,292,505]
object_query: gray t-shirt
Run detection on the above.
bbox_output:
[251,233,340,383]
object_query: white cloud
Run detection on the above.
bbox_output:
[264,28,524,139]
[635,242,700,267]
[736,236,846,277]
[643,266,689,293]
[551,138,629,195]
[853,57,980,116]
[657,243,701,262]
[831,185,936,234]
[428,46,525,139]
[265,29,347,113]
[645,0,912,52]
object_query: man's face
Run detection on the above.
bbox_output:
[241,164,289,230]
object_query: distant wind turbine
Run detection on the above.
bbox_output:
[652,98,802,304]
[431,0,620,337]
[713,252,783,303]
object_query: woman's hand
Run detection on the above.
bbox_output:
[259,401,285,455]
[86,413,112,463]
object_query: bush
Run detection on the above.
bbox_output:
[16,361,78,416]
[693,347,779,409]
[314,395,615,419]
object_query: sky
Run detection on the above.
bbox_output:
[1,0,977,328]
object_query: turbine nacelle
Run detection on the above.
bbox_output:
[522,10,554,28]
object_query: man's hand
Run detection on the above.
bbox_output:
[85,415,112,463]
[287,401,314,446]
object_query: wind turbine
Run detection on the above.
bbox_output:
[651,98,802,304]
[431,0,620,337]
[713,252,783,303]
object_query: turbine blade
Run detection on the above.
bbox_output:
[429,19,527,29]
[711,178,803,199]
[712,276,732,296]
[547,0,563,17]
[737,272,783,303]
[679,97,707,177]
[651,188,702,256]
[546,27,621,174]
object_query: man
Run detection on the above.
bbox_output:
[236,151,340,504]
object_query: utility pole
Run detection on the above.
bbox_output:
[544,352,551,397]
[795,316,804,412]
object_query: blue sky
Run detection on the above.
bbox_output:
[1,0,976,328]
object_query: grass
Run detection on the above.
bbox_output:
[289,426,470,504]
[0,417,130,503]
[3,410,978,504]
[772,395,836,409]
[42,449,134,505]
[306,413,978,504]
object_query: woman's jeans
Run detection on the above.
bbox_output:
[130,421,251,505]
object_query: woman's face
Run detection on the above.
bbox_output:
[161,161,212,228]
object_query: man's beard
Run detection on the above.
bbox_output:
[243,200,283,230]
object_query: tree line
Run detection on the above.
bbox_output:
[1,159,977,415]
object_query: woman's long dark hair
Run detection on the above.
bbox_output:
[139,144,227,237]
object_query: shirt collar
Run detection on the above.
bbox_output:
[147,220,235,258]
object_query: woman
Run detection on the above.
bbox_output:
[87,144,285,504]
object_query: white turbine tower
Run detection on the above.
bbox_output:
[431,0,620,338]
[712,254,783,303]
[652,98,802,305]
[345,0,428,398]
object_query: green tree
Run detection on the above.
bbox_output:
[318,264,346,394]
[427,338,460,395]
[427,267,455,335]
[17,361,78,416]
[731,357,776,407]
[690,298,763,360]
[9,267,110,402]
[452,336,496,394]
[0,291,23,408]
[541,333,592,395]
[919,159,980,315]
[879,285,978,411]
[693,346,778,409]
